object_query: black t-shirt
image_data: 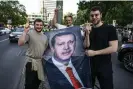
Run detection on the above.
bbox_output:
[89,24,118,65]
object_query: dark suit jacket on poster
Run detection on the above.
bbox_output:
[43,56,92,89]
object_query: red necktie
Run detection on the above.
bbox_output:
[66,67,82,89]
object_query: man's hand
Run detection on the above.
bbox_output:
[18,18,30,46]
[54,8,58,14]
[24,19,30,33]
[84,22,92,34]
[85,50,97,57]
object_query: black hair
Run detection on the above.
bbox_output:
[34,18,44,25]
[90,6,102,13]
[51,32,76,48]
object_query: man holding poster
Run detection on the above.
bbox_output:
[85,6,118,89]
[18,19,50,89]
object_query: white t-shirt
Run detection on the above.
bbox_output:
[55,23,84,36]
[55,23,73,29]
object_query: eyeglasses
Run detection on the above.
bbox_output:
[90,14,99,17]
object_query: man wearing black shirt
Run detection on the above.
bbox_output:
[84,6,118,89]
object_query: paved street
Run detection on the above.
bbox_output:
[112,53,133,89]
[0,34,133,89]
[0,34,26,89]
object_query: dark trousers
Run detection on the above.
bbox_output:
[122,37,128,43]
[91,59,114,89]
[25,62,41,89]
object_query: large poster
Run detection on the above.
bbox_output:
[43,26,92,89]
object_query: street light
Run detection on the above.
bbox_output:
[47,13,51,21]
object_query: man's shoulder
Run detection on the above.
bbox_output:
[45,57,53,64]
[98,24,116,32]
[55,23,66,29]
[43,32,48,37]
[72,55,89,59]
[27,29,34,35]
[71,56,87,62]
[103,24,115,29]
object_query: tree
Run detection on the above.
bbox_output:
[76,1,133,26]
[75,9,88,25]
[0,1,27,26]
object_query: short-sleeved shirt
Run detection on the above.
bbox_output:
[25,29,48,81]
[25,29,48,60]
[89,24,118,66]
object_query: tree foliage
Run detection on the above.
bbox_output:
[75,1,133,26]
[0,1,27,26]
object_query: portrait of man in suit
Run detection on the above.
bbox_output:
[51,31,76,65]
[44,31,92,89]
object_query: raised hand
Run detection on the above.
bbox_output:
[84,21,92,34]
[24,18,30,33]
[54,8,58,14]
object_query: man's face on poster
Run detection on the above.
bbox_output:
[52,34,76,61]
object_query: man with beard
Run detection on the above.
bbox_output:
[44,32,92,89]
[84,6,118,89]
[18,19,50,89]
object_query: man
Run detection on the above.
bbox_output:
[122,30,129,43]
[18,19,49,89]
[84,6,118,89]
[51,9,85,37]
[52,9,74,29]
[44,31,92,89]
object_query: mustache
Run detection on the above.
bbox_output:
[35,27,42,29]
[35,29,42,32]
[35,28,42,31]
[62,50,71,54]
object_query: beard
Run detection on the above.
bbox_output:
[35,28,42,32]
[91,19,101,26]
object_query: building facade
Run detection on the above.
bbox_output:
[40,0,56,21]
[28,13,47,25]
[27,0,57,25]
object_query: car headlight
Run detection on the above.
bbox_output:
[9,33,14,36]
[121,44,125,48]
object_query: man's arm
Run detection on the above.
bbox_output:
[86,40,118,56]
[95,40,118,55]
[84,31,90,48]
[51,9,66,29]
[83,23,92,48]
[51,9,58,27]
[18,32,27,46]
[18,22,30,46]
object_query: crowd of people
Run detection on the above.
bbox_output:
[118,28,133,43]
[18,6,118,89]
